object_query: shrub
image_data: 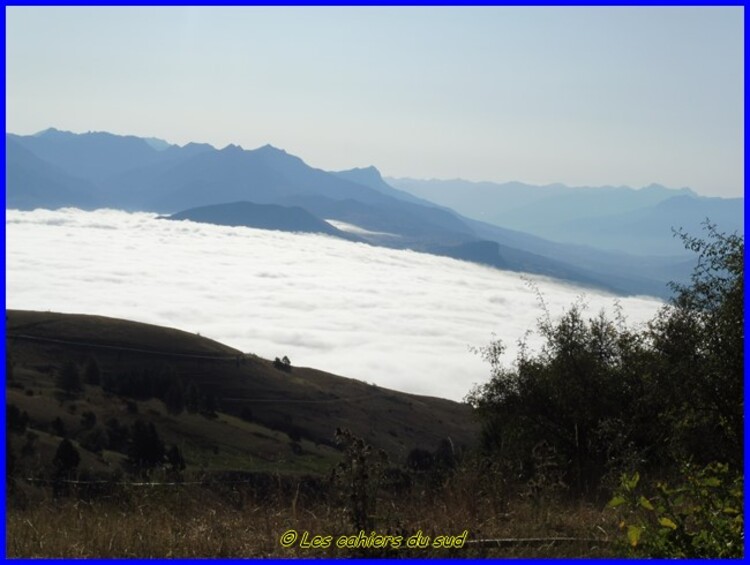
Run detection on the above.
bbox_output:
[608,463,743,558]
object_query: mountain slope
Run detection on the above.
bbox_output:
[10,128,165,181]
[6,136,101,210]
[6,309,478,471]
[166,201,362,241]
[387,177,740,257]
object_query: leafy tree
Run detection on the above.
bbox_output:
[127,420,165,474]
[468,224,743,496]
[7,404,28,434]
[274,356,292,372]
[649,223,744,467]
[166,444,186,477]
[185,382,201,413]
[52,438,81,496]
[51,416,67,438]
[53,438,80,477]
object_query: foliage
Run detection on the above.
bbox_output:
[7,404,29,434]
[53,438,81,477]
[467,224,744,498]
[127,420,165,475]
[273,356,292,372]
[329,428,388,531]
[608,463,743,558]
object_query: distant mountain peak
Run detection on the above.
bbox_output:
[33,127,72,138]
[641,183,697,197]
[255,143,288,155]
[221,143,244,152]
[333,165,384,184]
[352,165,382,178]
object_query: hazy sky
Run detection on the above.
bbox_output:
[6,209,663,401]
[6,6,744,196]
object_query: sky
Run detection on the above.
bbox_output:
[5,6,744,197]
[6,209,663,402]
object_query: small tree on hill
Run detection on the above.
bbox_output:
[53,438,81,475]
[52,438,81,496]
[185,382,201,414]
[127,420,165,475]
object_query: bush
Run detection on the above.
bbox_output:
[127,420,165,474]
[608,463,743,558]
[7,404,29,434]
[467,224,744,497]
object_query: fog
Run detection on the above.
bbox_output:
[6,208,664,401]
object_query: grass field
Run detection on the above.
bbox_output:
[6,474,619,558]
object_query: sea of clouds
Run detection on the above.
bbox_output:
[6,208,664,401]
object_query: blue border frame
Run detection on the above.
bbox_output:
[1,3,746,563]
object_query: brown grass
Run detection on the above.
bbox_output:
[6,474,621,558]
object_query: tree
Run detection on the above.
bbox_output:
[51,416,67,438]
[274,356,292,372]
[7,404,28,434]
[199,391,218,418]
[53,438,80,477]
[166,444,186,478]
[52,438,81,496]
[56,360,82,394]
[648,223,744,467]
[468,223,743,494]
[127,420,165,474]
[185,382,201,413]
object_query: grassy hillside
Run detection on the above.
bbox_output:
[6,309,478,479]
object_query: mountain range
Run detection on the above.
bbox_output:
[387,177,742,256]
[7,127,741,299]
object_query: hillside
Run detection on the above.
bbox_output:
[166,201,361,241]
[6,309,478,479]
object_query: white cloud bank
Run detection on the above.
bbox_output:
[6,208,664,401]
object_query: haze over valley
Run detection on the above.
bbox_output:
[6,207,663,401]
[5,127,741,401]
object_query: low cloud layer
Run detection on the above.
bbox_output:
[6,209,664,401]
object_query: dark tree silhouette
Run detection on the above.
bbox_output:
[127,420,165,474]
[53,438,80,476]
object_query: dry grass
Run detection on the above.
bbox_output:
[6,474,621,558]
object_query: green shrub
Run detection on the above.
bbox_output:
[608,463,743,558]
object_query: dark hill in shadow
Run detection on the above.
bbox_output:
[166,201,362,242]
